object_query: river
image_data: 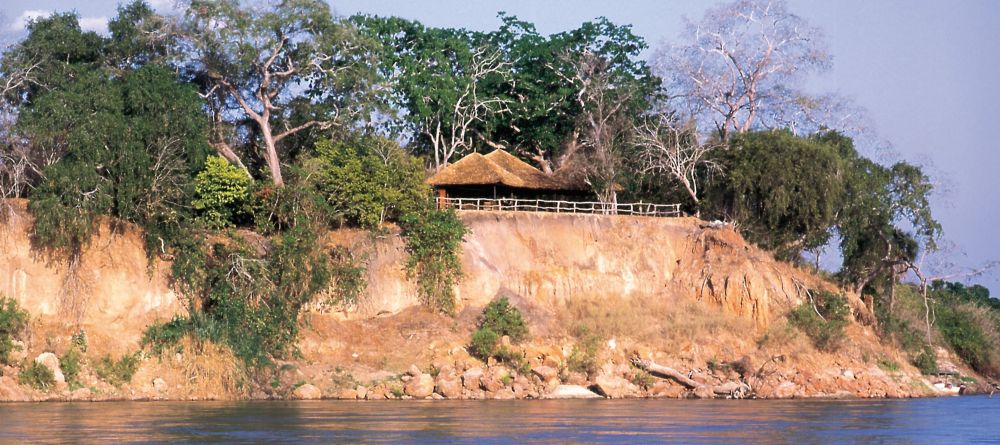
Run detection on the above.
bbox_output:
[1,397,997,444]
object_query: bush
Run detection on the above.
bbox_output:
[567,325,601,375]
[94,352,140,387]
[328,246,367,306]
[0,297,29,365]
[401,207,467,314]
[141,316,191,355]
[936,304,997,376]
[478,297,528,342]
[192,155,254,228]
[19,361,55,390]
[789,290,849,352]
[61,347,83,387]
[469,327,500,360]
[912,345,938,375]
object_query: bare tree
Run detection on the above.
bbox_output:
[634,118,722,215]
[652,0,830,141]
[422,46,513,170]
[555,50,640,205]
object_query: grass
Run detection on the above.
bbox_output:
[19,361,54,390]
[94,352,140,387]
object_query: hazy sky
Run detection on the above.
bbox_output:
[1,0,998,291]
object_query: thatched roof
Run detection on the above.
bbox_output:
[427,150,589,191]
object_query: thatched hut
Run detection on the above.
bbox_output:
[426,150,592,202]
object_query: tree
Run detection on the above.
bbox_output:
[180,0,376,186]
[633,117,721,214]
[355,16,513,170]
[652,0,830,140]
[704,130,845,259]
[310,136,427,228]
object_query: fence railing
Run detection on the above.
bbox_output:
[437,197,681,217]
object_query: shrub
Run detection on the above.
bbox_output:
[911,345,938,375]
[61,347,83,388]
[94,352,140,387]
[328,246,367,306]
[400,207,467,314]
[19,361,55,390]
[789,290,849,352]
[0,297,29,365]
[192,155,254,228]
[141,316,191,355]
[469,327,499,360]
[478,297,528,342]
[936,304,997,376]
[567,326,601,375]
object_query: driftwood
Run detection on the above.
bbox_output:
[631,356,752,399]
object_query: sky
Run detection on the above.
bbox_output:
[1,0,998,291]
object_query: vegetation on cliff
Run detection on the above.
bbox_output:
[0,0,994,385]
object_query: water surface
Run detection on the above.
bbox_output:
[2,397,998,444]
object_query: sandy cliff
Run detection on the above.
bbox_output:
[0,201,959,401]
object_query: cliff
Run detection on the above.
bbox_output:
[0,201,962,401]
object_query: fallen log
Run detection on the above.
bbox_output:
[631,356,752,398]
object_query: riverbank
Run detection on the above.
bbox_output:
[0,202,985,402]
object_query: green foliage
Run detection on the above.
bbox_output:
[94,352,140,387]
[141,316,191,355]
[71,330,88,353]
[328,246,367,306]
[61,347,83,388]
[192,156,254,229]
[19,361,55,391]
[705,130,845,259]
[567,325,602,375]
[469,327,500,360]
[912,345,938,375]
[400,207,467,314]
[0,297,29,366]
[631,370,656,390]
[936,304,997,376]
[478,297,528,342]
[789,290,850,352]
[876,358,900,372]
[311,137,427,229]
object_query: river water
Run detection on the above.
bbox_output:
[1,397,998,444]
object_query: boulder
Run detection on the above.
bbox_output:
[355,386,368,400]
[493,387,517,400]
[407,364,422,377]
[152,378,167,392]
[435,376,463,399]
[34,353,65,384]
[531,365,559,382]
[692,385,715,399]
[292,384,322,400]
[772,381,797,399]
[462,367,484,391]
[340,388,358,400]
[546,384,602,399]
[404,374,434,399]
[480,371,504,393]
[591,375,635,399]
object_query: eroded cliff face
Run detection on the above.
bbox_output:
[0,202,182,355]
[0,203,949,401]
[331,211,838,329]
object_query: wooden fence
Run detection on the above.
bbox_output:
[437,197,681,217]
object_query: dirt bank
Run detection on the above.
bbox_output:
[0,201,976,401]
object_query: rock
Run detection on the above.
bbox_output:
[500,335,512,348]
[9,340,27,363]
[494,387,517,400]
[407,364,422,377]
[480,371,504,393]
[292,384,322,400]
[34,353,65,384]
[69,387,92,401]
[435,376,463,399]
[531,365,559,382]
[404,374,434,399]
[339,388,357,400]
[542,355,562,369]
[692,385,715,399]
[152,378,167,392]
[842,369,855,380]
[355,386,368,400]
[565,371,588,386]
[650,381,685,398]
[546,384,602,399]
[462,367,484,391]
[591,375,635,399]
[772,381,797,399]
[430,393,445,400]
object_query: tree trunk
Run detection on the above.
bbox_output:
[631,356,751,398]
[260,124,284,187]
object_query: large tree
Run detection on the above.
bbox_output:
[180,0,376,186]
[652,0,830,141]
